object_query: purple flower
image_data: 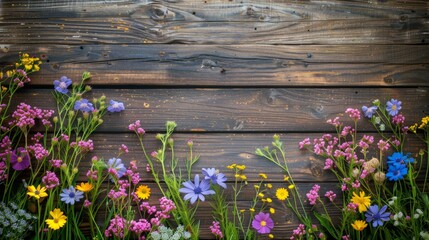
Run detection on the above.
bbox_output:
[386,99,401,116]
[107,100,125,113]
[252,212,274,234]
[107,158,126,180]
[179,174,215,204]
[386,163,408,181]
[53,76,72,94]
[387,152,414,167]
[362,105,378,118]
[10,147,30,170]
[60,186,84,205]
[365,205,390,227]
[74,99,94,112]
[202,168,227,189]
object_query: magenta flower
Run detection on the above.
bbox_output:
[10,147,30,170]
[252,212,274,234]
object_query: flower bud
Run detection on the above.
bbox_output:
[73,167,79,174]
[166,121,177,129]
[372,99,380,106]
[53,116,58,123]
[352,168,360,178]
[168,138,174,146]
[91,156,99,163]
[98,119,103,124]
[156,133,163,140]
[379,124,385,131]
[373,171,386,184]
[60,163,68,170]
[187,139,193,147]
[100,95,106,101]
[82,71,91,81]
[68,110,75,117]
[273,134,280,141]
[85,85,92,92]
[83,112,89,119]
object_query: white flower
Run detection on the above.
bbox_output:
[394,220,400,226]
[416,208,423,215]
[414,213,420,219]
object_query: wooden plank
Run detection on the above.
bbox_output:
[2,45,429,87]
[70,133,425,182]
[0,17,428,44]
[1,0,427,22]
[13,88,429,132]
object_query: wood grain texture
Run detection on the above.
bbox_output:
[1,0,428,22]
[0,17,428,45]
[2,45,429,87]
[14,88,429,132]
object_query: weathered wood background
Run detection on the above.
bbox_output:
[1,0,429,239]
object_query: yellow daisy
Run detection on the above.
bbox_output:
[259,173,267,179]
[351,220,367,231]
[135,185,151,200]
[276,188,289,201]
[76,182,94,193]
[351,191,371,213]
[27,185,48,200]
[45,208,67,230]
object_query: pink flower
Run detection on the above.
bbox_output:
[306,184,320,205]
[299,138,310,149]
[345,108,361,121]
[324,191,336,202]
[291,224,306,238]
[78,139,94,152]
[130,219,151,234]
[392,114,405,125]
[210,221,224,238]
[84,199,92,208]
[86,170,98,180]
[119,144,129,154]
[324,158,335,170]
[49,159,63,168]
[252,212,274,234]
[42,171,60,189]
[326,117,341,127]
[377,140,390,152]
[105,215,126,238]
[27,143,49,160]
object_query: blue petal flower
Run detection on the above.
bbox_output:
[387,152,414,167]
[107,158,126,181]
[362,105,378,118]
[74,98,94,112]
[365,204,390,227]
[202,168,227,189]
[179,174,215,204]
[107,100,125,113]
[53,76,72,94]
[386,164,408,181]
[60,186,84,205]
[386,99,402,116]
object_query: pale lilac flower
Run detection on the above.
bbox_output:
[107,100,125,113]
[202,168,227,189]
[60,186,84,205]
[74,99,94,112]
[386,99,401,116]
[53,76,72,94]
[362,105,378,118]
[179,174,215,204]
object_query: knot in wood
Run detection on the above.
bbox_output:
[150,5,169,20]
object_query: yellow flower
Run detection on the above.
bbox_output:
[276,188,289,201]
[33,64,40,72]
[236,165,246,171]
[254,185,260,189]
[283,175,290,181]
[6,70,14,77]
[0,72,3,79]
[409,123,418,133]
[351,220,367,231]
[45,208,67,230]
[351,191,371,213]
[266,198,272,203]
[259,173,267,179]
[288,184,295,189]
[135,185,151,200]
[27,185,48,200]
[234,174,240,178]
[227,164,236,169]
[268,234,274,239]
[240,209,245,213]
[76,182,93,192]
[265,183,273,189]
[240,174,247,180]
[2,86,7,93]
[258,193,265,198]
[269,207,275,214]
[249,208,255,212]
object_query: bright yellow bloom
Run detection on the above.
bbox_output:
[265,183,273,189]
[268,234,274,239]
[266,198,272,203]
[283,175,290,181]
[27,185,48,200]
[6,70,14,77]
[351,220,368,231]
[288,184,295,189]
[135,185,151,200]
[259,173,267,179]
[45,208,67,230]
[276,188,289,201]
[76,182,93,192]
[240,209,245,213]
[234,174,240,178]
[227,164,236,169]
[33,64,40,71]
[240,174,247,180]
[254,185,260,189]
[269,207,275,214]
[258,193,265,198]
[409,123,418,133]
[236,165,246,171]
[351,191,371,213]
[249,208,255,212]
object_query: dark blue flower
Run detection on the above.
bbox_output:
[74,99,94,112]
[202,168,227,189]
[365,205,390,227]
[107,100,125,113]
[386,163,408,181]
[60,186,84,205]
[179,174,215,204]
[53,76,72,94]
[387,152,414,167]
[107,158,126,180]
[386,99,401,116]
[362,105,378,118]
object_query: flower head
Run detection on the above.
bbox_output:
[53,76,72,94]
[27,185,48,200]
[386,164,408,181]
[365,205,390,227]
[60,186,84,205]
[107,100,125,113]
[135,185,151,200]
[351,220,367,231]
[74,98,94,112]
[276,188,289,201]
[252,212,274,234]
[202,168,227,189]
[45,208,67,230]
[76,182,94,192]
[386,99,402,116]
[351,191,371,213]
[10,147,30,170]
[107,158,127,180]
[387,152,414,167]
[362,105,378,118]
[179,174,215,204]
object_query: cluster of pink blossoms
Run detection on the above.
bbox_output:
[42,171,60,189]
[290,224,306,239]
[0,136,12,181]
[128,120,145,135]
[209,221,223,238]
[10,102,54,129]
[306,184,320,205]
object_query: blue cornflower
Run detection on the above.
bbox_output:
[386,164,408,181]
[362,105,378,118]
[179,174,215,204]
[365,205,390,227]
[386,99,402,116]
[60,186,84,205]
[74,99,94,112]
[107,158,127,180]
[107,100,125,113]
[53,76,72,94]
[202,168,227,189]
[387,152,415,167]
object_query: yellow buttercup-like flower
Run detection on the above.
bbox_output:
[27,185,48,200]
[351,220,368,231]
[269,207,275,214]
[259,173,267,179]
[135,185,151,200]
[236,165,246,171]
[351,191,371,213]
[276,188,289,201]
[45,208,67,230]
[76,182,94,193]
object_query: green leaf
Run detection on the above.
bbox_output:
[314,212,338,239]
